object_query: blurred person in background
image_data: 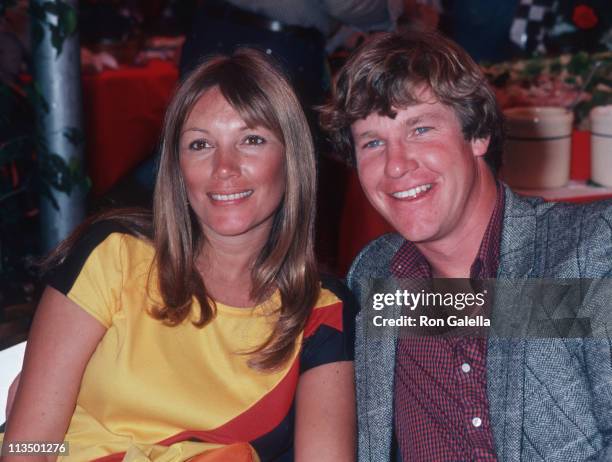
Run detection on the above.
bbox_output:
[180,0,398,108]
[439,0,612,64]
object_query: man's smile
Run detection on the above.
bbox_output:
[390,183,433,200]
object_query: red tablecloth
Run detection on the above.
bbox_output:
[336,130,612,275]
[82,60,178,196]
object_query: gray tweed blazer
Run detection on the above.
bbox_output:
[347,186,612,462]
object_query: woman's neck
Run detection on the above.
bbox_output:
[196,231,269,307]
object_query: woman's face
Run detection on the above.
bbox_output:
[179,87,286,242]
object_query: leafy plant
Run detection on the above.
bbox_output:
[30,0,78,56]
[484,51,612,128]
[0,0,88,280]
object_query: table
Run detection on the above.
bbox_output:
[82,60,178,196]
[336,130,612,274]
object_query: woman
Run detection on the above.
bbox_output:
[2,49,355,461]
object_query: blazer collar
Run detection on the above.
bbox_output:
[487,185,539,461]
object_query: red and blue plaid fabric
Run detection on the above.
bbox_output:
[391,184,505,461]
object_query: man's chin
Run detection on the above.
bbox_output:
[393,224,439,244]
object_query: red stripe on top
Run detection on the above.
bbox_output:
[303,301,343,339]
[92,301,344,462]
[160,358,299,445]
[93,359,299,462]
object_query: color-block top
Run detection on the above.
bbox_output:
[47,222,354,462]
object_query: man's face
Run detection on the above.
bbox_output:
[351,91,490,247]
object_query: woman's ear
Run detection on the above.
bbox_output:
[471,137,490,158]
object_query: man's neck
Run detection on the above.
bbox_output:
[417,173,499,278]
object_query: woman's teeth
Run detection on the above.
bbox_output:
[210,190,253,201]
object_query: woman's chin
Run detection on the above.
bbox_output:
[203,219,271,240]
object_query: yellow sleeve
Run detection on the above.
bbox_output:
[66,233,125,328]
[46,223,130,328]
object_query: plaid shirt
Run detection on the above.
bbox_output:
[392,184,504,462]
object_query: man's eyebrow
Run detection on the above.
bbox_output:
[355,130,379,140]
[353,110,442,139]
[403,112,439,127]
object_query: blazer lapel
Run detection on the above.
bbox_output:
[359,297,400,461]
[487,187,539,461]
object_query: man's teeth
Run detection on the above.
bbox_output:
[392,184,432,199]
[210,190,253,201]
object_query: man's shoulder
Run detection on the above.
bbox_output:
[504,185,612,228]
[502,187,612,275]
[346,233,404,294]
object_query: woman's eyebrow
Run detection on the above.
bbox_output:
[181,127,209,135]
[181,124,253,135]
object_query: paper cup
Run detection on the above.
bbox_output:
[503,107,573,189]
[590,105,612,187]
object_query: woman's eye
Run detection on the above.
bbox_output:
[363,139,384,149]
[244,135,265,145]
[188,139,211,150]
[415,127,432,135]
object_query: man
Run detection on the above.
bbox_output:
[320,30,612,461]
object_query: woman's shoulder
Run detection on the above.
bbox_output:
[299,274,357,372]
[45,218,153,295]
[305,274,356,325]
[319,274,356,308]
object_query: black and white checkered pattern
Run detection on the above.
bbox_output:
[510,0,556,54]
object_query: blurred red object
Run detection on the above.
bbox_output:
[82,59,178,196]
[572,5,598,29]
[571,130,590,180]
[337,171,393,275]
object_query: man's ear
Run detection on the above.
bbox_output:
[471,137,490,158]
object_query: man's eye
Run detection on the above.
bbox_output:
[244,135,265,145]
[363,139,384,149]
[415,127,432,135]
[188,139,211,150]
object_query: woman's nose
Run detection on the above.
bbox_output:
[212,146,241,180]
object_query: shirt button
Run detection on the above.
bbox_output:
[461,363,471,373]
[472,417,482,428]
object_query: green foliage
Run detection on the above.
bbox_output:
[0,79,90,212]
[30,1,78,57]
[27,82,50,114]
[567,52,591,77]
[1,1,86,281]
[524,60,545,78]
[485,51,612,126]
[0,0,88,210]
[63,126,85,147]
[549,58,562,75]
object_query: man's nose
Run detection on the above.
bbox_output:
[384,141,418,178]
[212,145,241,179]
